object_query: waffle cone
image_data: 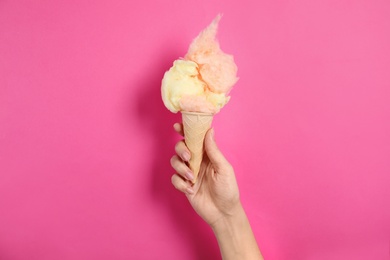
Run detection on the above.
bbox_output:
[181,111,214,183]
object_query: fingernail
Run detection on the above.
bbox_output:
[182,152,190,162]
[185,171,194,181]
[186,187,194,195]
[210,128,215,140]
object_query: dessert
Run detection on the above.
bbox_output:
[161,15,238,183]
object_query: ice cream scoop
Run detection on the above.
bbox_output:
[161,15,238,183]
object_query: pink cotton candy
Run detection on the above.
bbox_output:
[185,15,238,94]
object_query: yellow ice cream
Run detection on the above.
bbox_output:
[161,59,229,113]
[161,15,237,114]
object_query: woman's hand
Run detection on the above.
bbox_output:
[170,123,241,227]
[170,123,263,259]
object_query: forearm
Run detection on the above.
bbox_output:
[211,203,263,260]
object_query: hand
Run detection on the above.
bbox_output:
[170,123,242,227]
[171,123,263,259]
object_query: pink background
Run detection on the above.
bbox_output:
[1,0,389,259]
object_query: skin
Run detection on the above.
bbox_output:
[170,123,264,260]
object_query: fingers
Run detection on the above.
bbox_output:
[175,140,191,162]
[173,123,184,136]
[171,174,194,195]
[204,128,231,171]
[170,155,194,182]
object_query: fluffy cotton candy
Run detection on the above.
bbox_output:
[185,14,238,94]
[161,59,229,113]
[161,15,237,114]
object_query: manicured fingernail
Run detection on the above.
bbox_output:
[210,128,215,140]
[182,152,190,162]
[185,171,194,181]
[186,187,194,195]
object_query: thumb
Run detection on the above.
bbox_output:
[204,128,230,169]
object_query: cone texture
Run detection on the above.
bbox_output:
[182,111,213,183]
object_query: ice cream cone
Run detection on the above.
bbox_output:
[181,111,213,183]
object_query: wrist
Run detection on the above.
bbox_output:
[211,202,246,233]
[210,203,263,259]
